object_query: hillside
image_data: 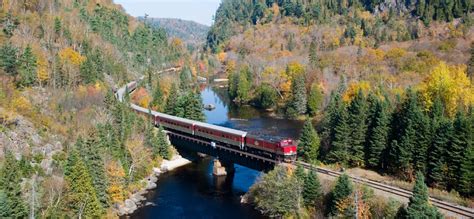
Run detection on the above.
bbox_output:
[145,17,209,48]
[0,0,191,217]
[203,0,474,210]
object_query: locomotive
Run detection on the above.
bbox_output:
[117,81,297,163]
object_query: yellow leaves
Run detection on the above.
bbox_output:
[343,81,371,102]
[286,62,305,79]
[385,48,407,60]
[171,38,183,49]
[217,52,227,63]
[106,160,126,204]
[419,62,474,117]
[58,47,85,66]
[225,60,236,75]
[366,48,385,62]
[12,96,32,113]
[271,3,280,18]
[36,56,49,84]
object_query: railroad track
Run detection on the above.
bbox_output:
[296,161,474,218]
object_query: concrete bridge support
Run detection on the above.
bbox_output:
[213,159,235,176]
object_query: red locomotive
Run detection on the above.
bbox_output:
[117,81,297,163]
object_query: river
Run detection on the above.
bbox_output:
[131,86,304,218]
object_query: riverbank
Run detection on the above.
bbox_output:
[117,155,192,216]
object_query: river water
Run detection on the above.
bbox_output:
[131,86,304,218]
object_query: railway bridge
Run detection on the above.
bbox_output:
[116,78,291,174]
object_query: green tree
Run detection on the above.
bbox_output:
[18,45,37,87]
[65,151,104,218]
[328,174,353,216]
[155,126,171,159]
[248,166,301,217]
[427,118,452,189]
[256,84,278,109]
[447,111,470,191]
[298,119,320,162]
[468,42,473,79]
[302,170,322,207]
[164,83,179,115]
[308,40,318,68]
[0,152,28,218]
[307,83,323,116]
[185,90,205,121]
[0,190,8,217]
[459,140,474,197]
[286,74,307,117]
[347,90,368,167]
[406,172,443,218]
[179,66,193,90]
[151,79,164,112]
[0,42,18,77]
[236,70,251,104]
[80,132,110,208]
[327,102,350,165]
[366,97,390,169]
[54,17,62,38]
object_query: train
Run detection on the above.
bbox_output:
[117,81,297,163]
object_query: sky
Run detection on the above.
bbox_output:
[114,0,221,26]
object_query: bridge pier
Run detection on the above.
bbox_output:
[213,159,235,176]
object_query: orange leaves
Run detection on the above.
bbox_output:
[217,52,227,63]
[131,87,151,108]
[58,47,85,66]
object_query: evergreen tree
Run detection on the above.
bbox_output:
[164,83,179,115]
[81,131,110,208]
[307,83,323,116]
[427,118,452,189]
[0,42,18,77]
[294,163,306,184]
[65,151,104,217]
[155,126,171,159]
[308,40,318,68]
[17,45,37,87]
[0,190,8,217]
[236,70,251,103]
[459,141,474,197]
[286,74,307,117]
[179,66,193,90]
[447,111,470,191]
[256,84,278,109]
[327,102,350,165]
[366,96,390,169]
[151,79,164,112]
[302,170,322,207]
[0,152,28,218]
[185,90,205,121]
[468,42,474,79]
[298,119,320,162]
[406,172,443,218]
[347,90,368,167]
[412,107,431,174]
[54,17,62,36]
[328,174,353,216]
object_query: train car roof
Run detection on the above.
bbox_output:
[194,121,247,137]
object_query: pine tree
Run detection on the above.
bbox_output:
[236,71,251,103]
[307,83,323,116]
[185,90,205,121]
[0,152,28,218]
[155,126,171,159]
[298,119,320,162]
[468,42,474,79]
[303,170,322,207]
[412,108,431,174]
[179,66,193,90]
[406,172,443,218]
[366,97,390,169]
[447,111,470,191]
[0,190,8,217]
[151,79,164,112]
[308,40,318,68]
[294,163,306,184]
[427,118,452,189]
[81,131,109,208]
[327,102,350,165]
[0,42,18,77]
[347,90,368,167]
[286,74,307,117]
[65,152,104,218]
[17,45,37,87]
[164,83,179,115]
[459,142,474,197]
[328,174,353,216]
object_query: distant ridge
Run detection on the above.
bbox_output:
[140,17,209,47]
